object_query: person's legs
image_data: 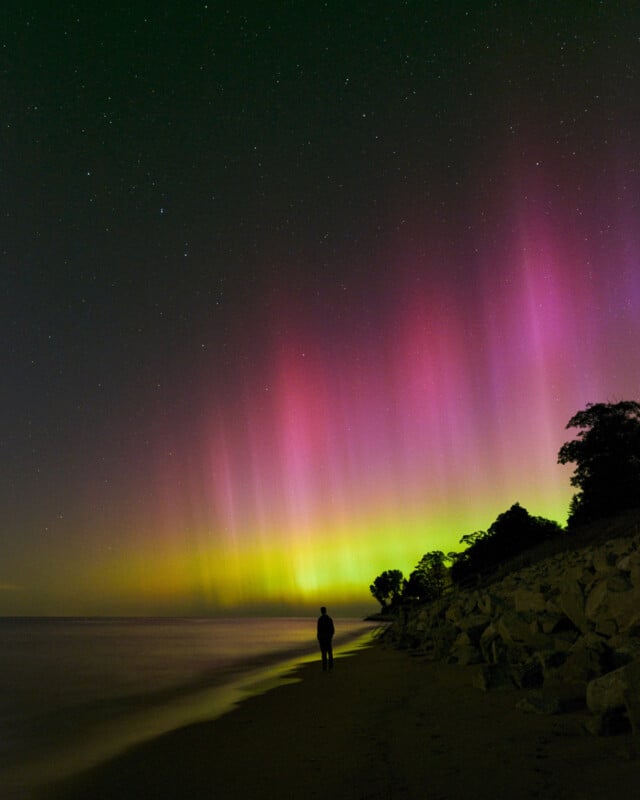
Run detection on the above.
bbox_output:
[327,643,333,670]
[320,642,328,670]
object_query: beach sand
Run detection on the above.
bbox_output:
[41,642,639,799]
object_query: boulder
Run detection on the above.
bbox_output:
[514,589,547,614]
[624,550,640,587]
[558,579,589,634]
[479,623,506,665]
[624,684,640,735]
[477,592,501,616]
[456,613,491,644]
[601,585,640,633]
[453,630,471,648]
[384,527,640,722]
[586,660,640,724]
[494,611,534,645]
[592,548,618,573]
[449,643,483,666]
[428,621,459,659]
[510,658,544,689]
[543,594,563,615]
[535,648,568,677]
[478,623,532,668]
[538,612,578,637]
[551,633,612,684]
[516,692,561,715]
[495,611,549,651]
[583,709,631,736]
[584,575,631,621]
[444,602,465,626]
[517,679,586,715]
[472,663,512,691]
[593,618,618,638]
[610,642,640,669]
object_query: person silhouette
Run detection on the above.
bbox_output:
[317,606,335,671]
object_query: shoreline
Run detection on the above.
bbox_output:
[40,640,639,799]
[3,626,377,800]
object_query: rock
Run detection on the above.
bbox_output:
[538,612,578,636]
[559,579,589,634]
[428,621,459,659]
[453,630,471,648]
[515,678,586,715]
[516,692,561,715]
[592,548,618,573]
[514,589,547,614]
[623,685,640,735]
[616,554,633,572]
[479,623,512,665]
[449,644,483,666]
[625,551,640,587]
[544,595,563,615]
[601,585,640,633]
[594,618,618,638]
[495,611,549,652]
[585,578,622,621]
[552,632,579,651]
[472,663,512,691]
[444,603,465,625]
[457,613,491,644]
[583,709,631,736]
[510,658,543,689]
[384,526,640,718]
[557,634,613,683]
[610,644,640,670]
[495,611,533,644]
[541,677,587,711]
[586,660,640,716]
[536,648,567,677]
[477,592,501,616]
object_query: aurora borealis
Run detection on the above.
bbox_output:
[2,3,640,615]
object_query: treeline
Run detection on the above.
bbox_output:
[369,503,562,610]
[370,400,640,611]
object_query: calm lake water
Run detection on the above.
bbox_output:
[0,616,380,799]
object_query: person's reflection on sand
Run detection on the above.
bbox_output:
[317,606,335,671]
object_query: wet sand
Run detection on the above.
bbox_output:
[41,642,639,799]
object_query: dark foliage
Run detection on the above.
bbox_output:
[450,503,563,585]
[558,401,640,527]
[369,569,404,608]
[402,551,449,603]
[369,400,640,602]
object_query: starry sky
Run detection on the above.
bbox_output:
[2,2,639,616]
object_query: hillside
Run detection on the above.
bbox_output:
[384,509,640,736]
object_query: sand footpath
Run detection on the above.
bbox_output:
[42,642,639,799]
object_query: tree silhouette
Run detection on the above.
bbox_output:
[450,503,563,583]
[369,569,404,609]
[403,551,449,602]
[558,400,640,526]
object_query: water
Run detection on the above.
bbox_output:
[0,616,380,799]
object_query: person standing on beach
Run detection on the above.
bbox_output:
[317,606,335,671]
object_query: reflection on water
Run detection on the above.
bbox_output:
[0,617,379,799]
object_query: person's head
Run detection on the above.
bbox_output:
[320,606,327,615]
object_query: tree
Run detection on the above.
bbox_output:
[558,401,640,526]
[450,504,563,584]
[369,569,404,609]
[403,551,449,602]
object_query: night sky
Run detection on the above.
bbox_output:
[2,2,639,616]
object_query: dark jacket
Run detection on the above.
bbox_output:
[317,614,334,642]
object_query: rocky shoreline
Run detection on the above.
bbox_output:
[383,518,640,736]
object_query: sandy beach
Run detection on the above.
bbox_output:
[41,641,639,800]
